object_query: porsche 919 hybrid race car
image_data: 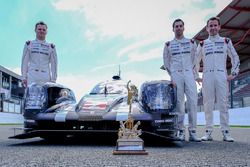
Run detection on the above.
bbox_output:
[10,78,180,141]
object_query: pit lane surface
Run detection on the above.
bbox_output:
[0,125,250,167]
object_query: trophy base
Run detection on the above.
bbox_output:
[113,138,148,155]
[113,150,148,155]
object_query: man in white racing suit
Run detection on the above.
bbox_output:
[21,21,57,87]
[163,19,201,142]
[196,17,240,142]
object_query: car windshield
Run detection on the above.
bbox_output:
[90,81,127,95]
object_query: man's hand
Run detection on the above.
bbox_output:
[22,79,27,87]
[171,81,177,87]
[227,74,235,81]
[196,78,202,86]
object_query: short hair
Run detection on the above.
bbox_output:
[207,17,220,26]
[172,19,184,28]
[35,21,47,30]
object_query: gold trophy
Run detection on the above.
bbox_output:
[113,81,148,155]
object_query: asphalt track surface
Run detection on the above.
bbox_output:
[0,125,249,167]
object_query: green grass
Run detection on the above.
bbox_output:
[197,125,250,128]
[230,125,250,128]
[0,123,23,126]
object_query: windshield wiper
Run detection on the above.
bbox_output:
[89,92,98,95]
[104,85,107,96]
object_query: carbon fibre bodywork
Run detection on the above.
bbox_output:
[10,80,179,141]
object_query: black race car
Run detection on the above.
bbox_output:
[10,79,179,141]
[75,78,179,141]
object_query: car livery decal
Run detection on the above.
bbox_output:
[54,110,68,122]
[82,101,108,110]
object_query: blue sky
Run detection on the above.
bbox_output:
[0,0,232,100]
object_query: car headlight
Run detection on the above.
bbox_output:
[25,85,46,109]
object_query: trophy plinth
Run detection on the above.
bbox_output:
[113,119,148,155]
[113,81,148,155]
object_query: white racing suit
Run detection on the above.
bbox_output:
[163,37,198,131]
[21,39,58,86]
[196,35,240,131]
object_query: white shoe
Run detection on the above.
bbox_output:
[189,130,201,142]
[179,130,185,141]
[201,130,213,141]
[222,130,234,142]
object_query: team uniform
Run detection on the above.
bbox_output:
[196,34,240,141]
[163,37,200,141]
[21,39,58,86]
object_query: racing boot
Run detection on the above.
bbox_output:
[178,130,185,141]
[189,130,201,142]
[201,130,213,141]
[222,130,234,142]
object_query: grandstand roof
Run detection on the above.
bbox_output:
[194,0,250,71]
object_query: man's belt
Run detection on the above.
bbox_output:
[176,69,190,72]
[34,69,46,72]
[206,69,225,72]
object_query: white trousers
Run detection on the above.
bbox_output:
[202,72,229,131]
[172,71,198,131]
[27,69,51,86]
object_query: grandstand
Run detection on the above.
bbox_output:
[0,65,24,114]
[194,0,250,110]
[230,70,250,107]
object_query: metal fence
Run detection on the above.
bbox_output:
[197,72,250,112]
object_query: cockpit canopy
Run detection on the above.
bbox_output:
[90,80,128,95]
